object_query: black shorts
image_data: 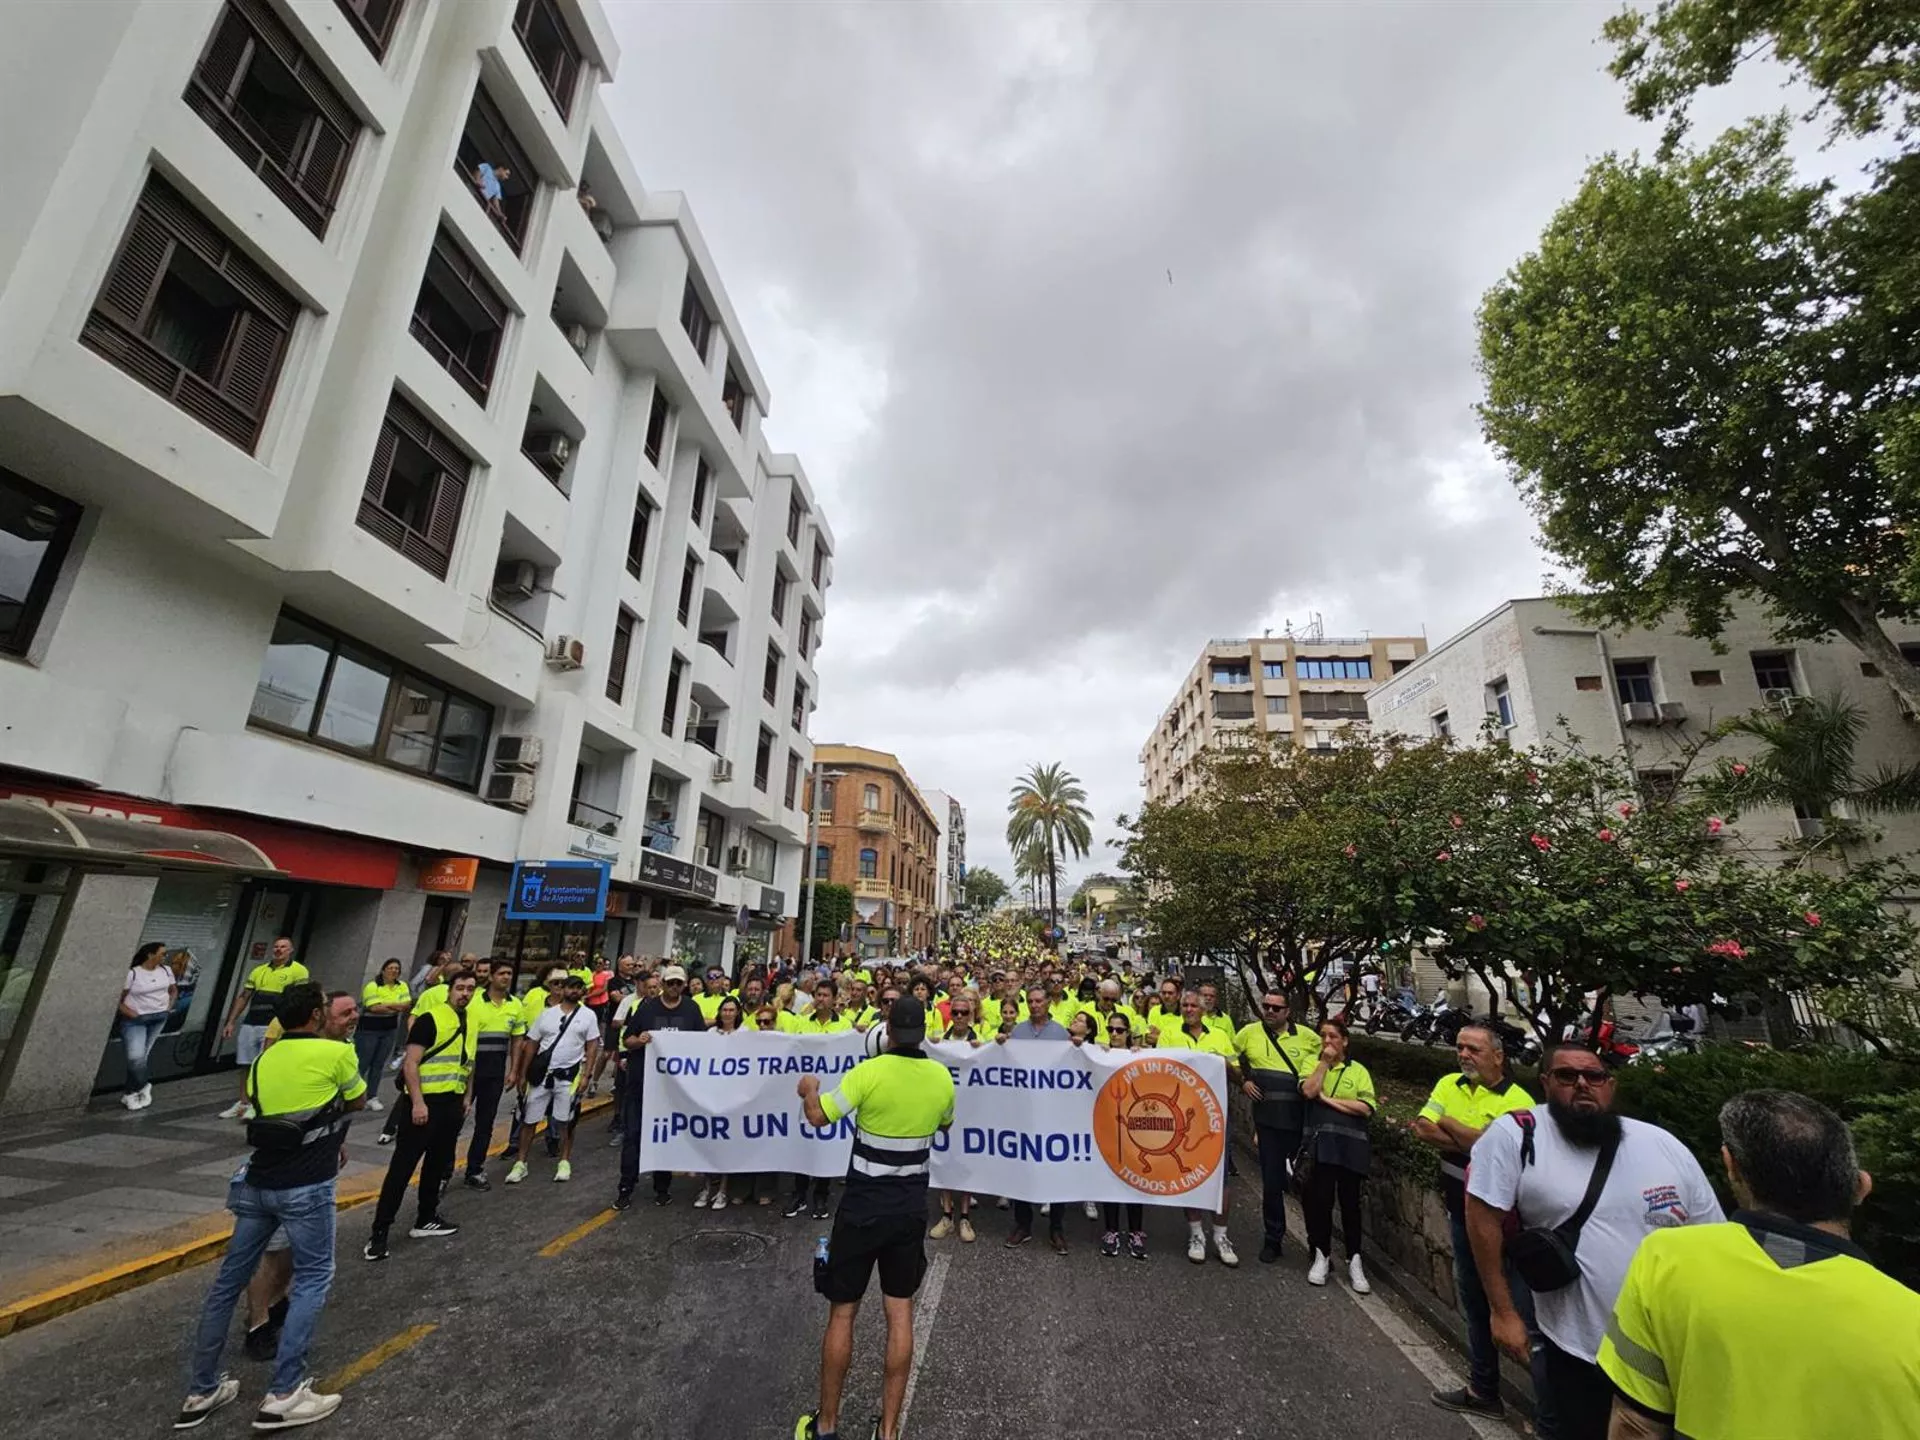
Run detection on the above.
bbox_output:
[817,1212,927,1304]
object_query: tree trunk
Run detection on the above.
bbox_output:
[1832,595,1920,713]
[1044,832,1059,933]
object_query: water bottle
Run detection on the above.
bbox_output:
[813,1235,830,1264]
[811,1234,830,1295]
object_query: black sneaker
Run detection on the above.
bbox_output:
[409,1217,459,1239]
[614,1189,633,1211]
[1100,1230,1120,1258]
[783,1196,808,1218]
[811,1202,831,1220]
[362,1230,390,1262]
[1127,1231,1148,1261]
[652,1191,673,1207]
[1258,1240,1284,1264]
[242,1323,277,1361]
[464,1172,491,1191]
[1431,1386,1505,1418]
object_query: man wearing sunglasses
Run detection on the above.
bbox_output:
[1466,1043,1720,1440]
[1232,991,1320,1263]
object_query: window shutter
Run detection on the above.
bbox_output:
[297,123,351,207]
[364,422,398,504]
[195,11,253,101]
[217,310,286,415]
[99,211,173,327]
[425,467,465,560]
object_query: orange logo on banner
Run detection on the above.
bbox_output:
[1092,1056,1226,1197]
[418,857,480,893]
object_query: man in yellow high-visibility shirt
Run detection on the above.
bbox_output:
[1599,1089,1920,1440]
[218,937,308,1120]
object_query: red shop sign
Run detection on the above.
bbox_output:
[0,779,402,890]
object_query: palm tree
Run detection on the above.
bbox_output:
[1006,762,1095,930]
[1710,693,1920,858]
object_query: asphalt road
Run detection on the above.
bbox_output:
[0,1133,1512,1440]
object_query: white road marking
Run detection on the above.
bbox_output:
[897,1251,950,1436]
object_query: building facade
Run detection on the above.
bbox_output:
[806,745,939,958]
[1365,597,1920,859]
[924,788,965,930]
[1141,631,1427,804]
[0,0,832,1117]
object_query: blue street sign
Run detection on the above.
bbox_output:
[505,859,610,921]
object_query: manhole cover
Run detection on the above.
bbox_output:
[680,1230,774,1266]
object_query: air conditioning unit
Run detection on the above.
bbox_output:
[1620,701,1659,725]
[485,772,534,810]
[648,774,675,803]
[564,323,589,356]
[1657,701,1689,725]
[525,432,572,477]
[492,559,538,602]
[711,757,734,783]
[492,735,543,771]
[1763,687,1798,710]
[725,845,749,872]
[545,636,585,670]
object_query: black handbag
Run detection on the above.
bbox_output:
[524,1007,581,1087]
[1504,1112,1620,1292]
[244,1037,343,1152]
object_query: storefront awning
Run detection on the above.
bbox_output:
[0,799,279,872]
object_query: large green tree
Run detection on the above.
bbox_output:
[959,866,1008,912]
[1478,117,1920,704]
[801,881,852,956]
[1005,762,1094,929]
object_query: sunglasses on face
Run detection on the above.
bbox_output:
[1546,1067,1615,1087]
[1261,1002,1289,1012]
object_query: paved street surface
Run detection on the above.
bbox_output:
[0,1117,1514,1440]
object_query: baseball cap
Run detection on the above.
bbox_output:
[660,965,688,983]
[888,996,927,1047]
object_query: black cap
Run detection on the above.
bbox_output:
[888,996,927,1047]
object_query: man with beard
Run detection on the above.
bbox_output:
[1466,1043,1721,1440]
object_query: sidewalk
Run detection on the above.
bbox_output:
[0,1071,604,1331]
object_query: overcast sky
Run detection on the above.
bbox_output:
[599,0,1820,890]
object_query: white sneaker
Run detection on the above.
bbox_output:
[238,1102,255,1120]
[139,1083,153,1107]
[504,1162,528,1185]
[1215,1232,1239,1268]
[1349,1255,1371,1293]
[252,1378,341,1430]
[123,1092,142,1111]
[1187,1229,1206,1264]
[710,1190,728,1211]
[693,1184,711,1208]
[366,1098,383,1112]
[1307,1250,1331,1286]
[929,1215,954,1240]
[1083,1200,1099,1221]
[218,1100,249,1120]
[174,1375,240,1429]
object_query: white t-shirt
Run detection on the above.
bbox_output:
[123,965,174,1017]
[524,1004,597,1071]
[1467,1112,1723,1362]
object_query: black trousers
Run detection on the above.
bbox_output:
[1255,1125,1301,1245]
[374,1092,463,1231]
[617,1080,669,1196]
[1101,1201,1143,1232]
[1539,1338,1613,1440]
[1302,1160,1365,1259]
[464,1060,507,1177]
[791,1174,831,1206]
[1013,1199,1063,1236]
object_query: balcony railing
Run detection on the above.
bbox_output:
[857,810,893,832]
[568,796,621,834]
[642,819,676,852]
[853,878,889,899]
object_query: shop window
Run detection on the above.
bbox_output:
[249,608,492,787]
[0,469,82,657]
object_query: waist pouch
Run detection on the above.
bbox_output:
[1505,1114,1618,1293]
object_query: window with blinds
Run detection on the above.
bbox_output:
[607,608,635,704]
[512,0,584,121]
[358,393,470,580]
[186,0,360,238]
[334,0,403,59]
[82,173,299,452]
[410,227,509,403]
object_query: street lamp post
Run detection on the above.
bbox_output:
[798,765,845,974]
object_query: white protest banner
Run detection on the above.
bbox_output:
[637,1032,1228,1211]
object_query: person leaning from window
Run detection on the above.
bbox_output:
[174,982,363,1432]
[118,941,177,1111]
[355,958,412,1107]
[1299,1016,1376,1294]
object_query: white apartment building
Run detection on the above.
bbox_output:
[924,789,966,926]
[1141,631,1428,805]
[0,0,833,1117]
[1366,597,1920,857]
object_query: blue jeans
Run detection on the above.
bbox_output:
[1449,1202,1553,1427]
[353,1025,397,1088]
[121,1013,167,1093]
[188,1176,336,1396]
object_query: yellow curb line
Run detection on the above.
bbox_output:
[319,1321,438,1393]
[0,1095,612,1340]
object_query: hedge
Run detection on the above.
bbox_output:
[1345,1033,1919,1288]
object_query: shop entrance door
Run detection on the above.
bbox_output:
[203,884,314,1068]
